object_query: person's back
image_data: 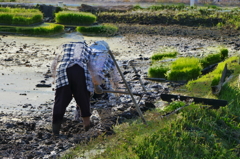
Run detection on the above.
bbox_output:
[51,40,94,135]
[88,41,120,92]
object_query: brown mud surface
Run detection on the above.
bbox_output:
[0,24,240,158]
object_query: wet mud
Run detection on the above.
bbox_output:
[0,24,240,158]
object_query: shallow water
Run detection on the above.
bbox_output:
[0,66,54,113]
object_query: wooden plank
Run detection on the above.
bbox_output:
[160,93,228,109]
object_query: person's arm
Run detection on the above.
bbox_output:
[50,48,62,83]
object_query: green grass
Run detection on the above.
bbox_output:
[76,23,118,36]
[62,95,240,158]
[186,56,239,98]
[103,65,239,158]
[61,54,240,159]
[55,11,97,25]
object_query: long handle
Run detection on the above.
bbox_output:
[103,89,142,96]
[108,50,147,124]
[129,60,147,92]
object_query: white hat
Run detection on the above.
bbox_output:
[94,40,110,50]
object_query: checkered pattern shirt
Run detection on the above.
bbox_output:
[52,41,94,93]
[92,51,115,78]
[89,48,119,90]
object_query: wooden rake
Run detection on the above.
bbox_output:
[105,50,147,125]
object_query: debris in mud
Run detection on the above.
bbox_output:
[36,83,52,87]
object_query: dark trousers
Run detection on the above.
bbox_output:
[52,64,91,124]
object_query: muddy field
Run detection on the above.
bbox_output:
[0,24,240,158]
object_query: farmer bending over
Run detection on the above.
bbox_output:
[74,40,120,121]
[51,39,95,135]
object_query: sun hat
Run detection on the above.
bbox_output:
[94,40,110,50]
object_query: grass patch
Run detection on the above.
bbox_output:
[161,100,186,112]
[65,96,240,158]
[0,23,64,35]
[61,56,240,159]
[85,66,240,158]
[55,11,96,25]
[185,56,239,98]
[76,23,118,36]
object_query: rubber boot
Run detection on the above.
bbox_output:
[52,122,61,135]
[82,116,91,131]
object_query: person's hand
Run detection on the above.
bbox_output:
[94,85,103,94]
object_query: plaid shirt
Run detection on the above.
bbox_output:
[89,45,119,90]
[92,51,115,79]
[52,41,94,94]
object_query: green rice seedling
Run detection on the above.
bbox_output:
[200,53,222,68]
[0,7,40,13]
[148,4,165,11]
[175,3,186,11]
[0,13,42,25]
[133,4,143,10]
[220,48,228,60]
[207,5,220,10]
[186,56,239,98]
[148,4,186,11]
[211,75,221,86]
[95,7,240,29]
[0,14,13,24]
[33,23,64,35]
[76,23,118,36]
[166,57,202,81]
[0,23,64,35]
[148,63,169,78]
[55,11,96,25]
[151,51,177,61]
[0,7,43,25]
[39,24,63,35]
